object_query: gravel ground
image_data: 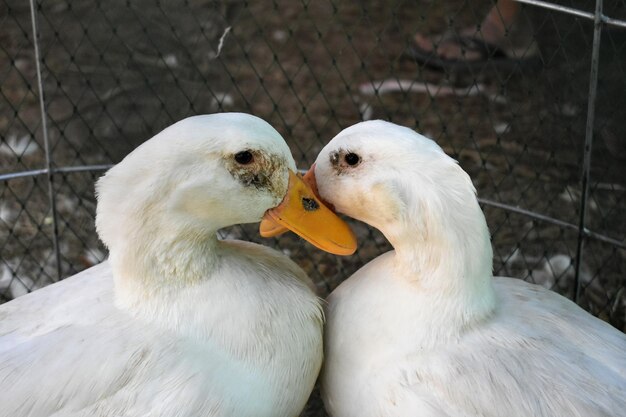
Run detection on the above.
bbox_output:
[1,1,625,415]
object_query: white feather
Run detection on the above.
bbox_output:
[0,113,323,417]
[316,120,626,417]
[0,134,39,157]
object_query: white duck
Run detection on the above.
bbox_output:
[0,113,356,417]
[310,121,625,417]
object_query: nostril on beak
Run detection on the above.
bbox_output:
[302,197,320,212]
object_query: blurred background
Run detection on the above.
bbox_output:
[0,0,624,369]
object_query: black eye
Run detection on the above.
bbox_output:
[234,150,253,165]
[344,152,360,166]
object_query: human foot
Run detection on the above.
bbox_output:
[405,0,539,70]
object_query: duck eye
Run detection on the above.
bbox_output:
[234,151,253,165]
[344,152,360,166]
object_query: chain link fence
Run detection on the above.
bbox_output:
[1,0,625,343]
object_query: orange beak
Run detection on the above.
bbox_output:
[260,166,319,237]
[260,167,356,256]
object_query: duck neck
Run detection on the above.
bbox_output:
[109,222,220,310]
[386,198,496,329]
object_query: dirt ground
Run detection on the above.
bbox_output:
[1,1,625,415]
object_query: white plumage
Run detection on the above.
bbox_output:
[0,113,324,417]
[314,120,626,417]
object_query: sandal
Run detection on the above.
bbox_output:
[403,34,540,73]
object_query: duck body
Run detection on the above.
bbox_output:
[1,243,322,417]
[313,120,626,417]
[323,253,626,417]
[0,113,338,417]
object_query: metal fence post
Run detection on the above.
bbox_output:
[28,0,62,282]
[574,0,604,303]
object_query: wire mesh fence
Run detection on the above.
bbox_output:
[1,0,625,348]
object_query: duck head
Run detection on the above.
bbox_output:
[313,121,495,308]
[95,113,355,304]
